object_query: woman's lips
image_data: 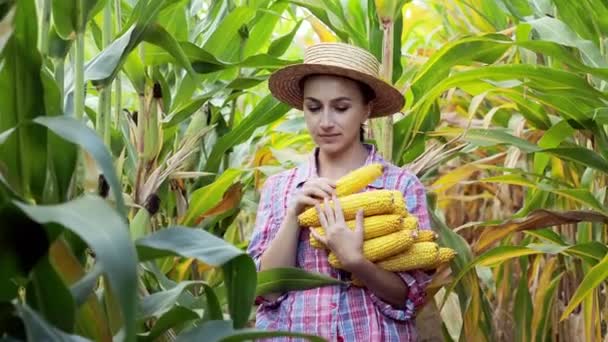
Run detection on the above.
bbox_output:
[319,134,340,141]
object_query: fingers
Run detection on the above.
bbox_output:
[301,187,332,201]
[316,203,329,229]
[303,178,335,198]
[323,197,335,226]
[309,227,328,246]
[332,194,345,223]
[355,209,364,237]
[297,195,320,208]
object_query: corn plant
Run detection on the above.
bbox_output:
[0,1,342,341]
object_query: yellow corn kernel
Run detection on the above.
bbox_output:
[298,189,397,227]
[336,163,384,197]
[423,248,457,270]
[392,192,408,217]
[414,229,437,243]
[309,214,403,249]
[376,242,440,272]
[328,229,415,269]
[402,215,418,230]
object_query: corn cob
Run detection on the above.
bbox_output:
[392,192,408,217]
[402,215,418,230]
[335,163,384,197]
[414,229,437,243]
[376,242,440,272]
[423,248,457,270]
[309,214,403,248]
[351,245,455,287]
[298,189,397,227]
[328,229,415,269]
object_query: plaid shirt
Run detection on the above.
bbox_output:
[247,144,433,342]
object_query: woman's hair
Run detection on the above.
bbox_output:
[299,74,376,142]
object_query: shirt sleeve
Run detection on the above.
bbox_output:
[246,175,289,309]
[368,172,434,321]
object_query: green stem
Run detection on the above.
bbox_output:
[114,0,123,133]
[102,0,113,145]
[371,19,394,161]
[74,31,85,119]
[39,0,51,55]
[55,59,65,110]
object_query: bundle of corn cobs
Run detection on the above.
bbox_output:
[297,163,456,287]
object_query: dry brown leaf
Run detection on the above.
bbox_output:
[194,182,243,225]
[475,210,608,253]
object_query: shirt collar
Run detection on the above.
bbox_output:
[294,143,386,189]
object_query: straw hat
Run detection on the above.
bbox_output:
[268,42,405,118]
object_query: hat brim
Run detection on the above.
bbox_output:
[268,63,405,118]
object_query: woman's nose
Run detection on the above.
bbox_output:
[319,110,334,128]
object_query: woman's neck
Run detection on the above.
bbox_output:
[316,142,369,180]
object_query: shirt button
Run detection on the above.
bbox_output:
[330,303,337,309]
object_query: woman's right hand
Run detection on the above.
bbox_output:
[287,177,337,219]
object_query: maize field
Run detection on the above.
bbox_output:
[1,0,608,341]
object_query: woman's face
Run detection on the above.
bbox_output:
[301,75,371,154]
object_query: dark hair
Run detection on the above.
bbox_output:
[299,75,376,142]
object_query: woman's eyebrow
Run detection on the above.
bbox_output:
[331,97,351,102]
[304,97,320,102]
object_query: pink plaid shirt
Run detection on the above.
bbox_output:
[247,144,433,341]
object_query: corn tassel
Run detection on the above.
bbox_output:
[376,242,440,272]
[335,163,384,197]
[309,214,403,249]
[328,229,415,269]
[298,189,397,227]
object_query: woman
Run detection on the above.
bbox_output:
[247,42,433,341]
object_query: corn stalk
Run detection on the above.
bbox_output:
[371,0,397,160]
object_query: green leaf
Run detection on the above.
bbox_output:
[33,116,126,217]
[18,304,90,342]
[565,242,608,265]
[135,227,257,329]
[202,283,223,321]
[176,320,327,342]
[223,254,256,329]
[410,34,512,100]
[142,23,195,76]
[140,306,199,342]
[256,268,343,296]
[526,17,607,69]
[542,147,608,174]
[202,6,256,62]
[268,21,303,57]
[135,226,244,266]
[533,120,575,175]
[288,0,349,42]
[139,281,203,320]
[442,246,543,307]
[27,256,75,332]
[15,195,138,342]
[204,95,290,174]
[533,273,561,342]
[0,203,49,281]
[51,0,76,39]
[463,128,540,152]
[182,169,242,226]
[514,271,532,342]
[561,254,608,320]
[0,0,47,202]
[243,2,288,58]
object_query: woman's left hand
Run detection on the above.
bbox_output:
[310,195,365,271]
